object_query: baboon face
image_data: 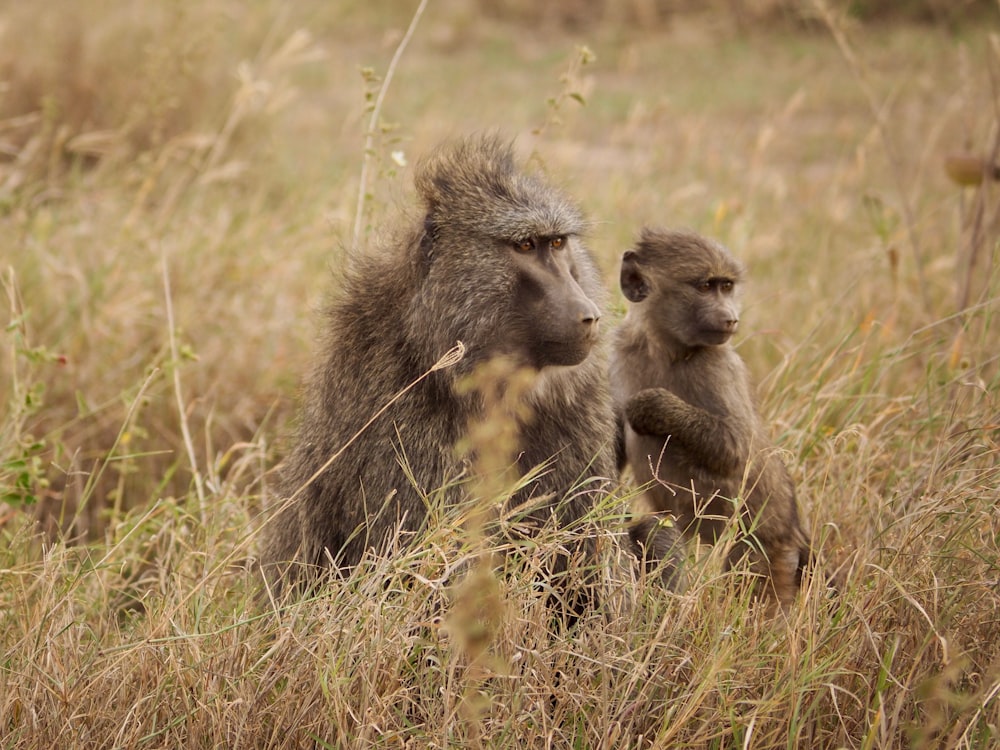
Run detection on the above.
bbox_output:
[416,227,603,372]
[620,229,743,350]
[413,137,604,372]
[507,233,602,368]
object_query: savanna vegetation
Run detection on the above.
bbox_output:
[1,1,999,747]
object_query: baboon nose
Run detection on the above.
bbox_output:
[581,304,601,327]
[725,318,739,331]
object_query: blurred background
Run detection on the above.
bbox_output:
[4,5,1000,745]
[1,0,997,538]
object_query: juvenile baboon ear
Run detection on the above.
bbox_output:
[620,250,650,303]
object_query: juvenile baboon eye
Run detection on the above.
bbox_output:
[550,236,566,250]
[696,280,713,293]
[720,280,734,293]
[514,238,535,253]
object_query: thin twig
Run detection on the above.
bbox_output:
[2,266,26,442]
[161,252,207,518]
[288,341,465,504]
[957,42,1000,314]
[352,0,430,252]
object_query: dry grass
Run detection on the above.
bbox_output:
[2,1,999,747]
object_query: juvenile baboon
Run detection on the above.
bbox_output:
[260,135,616,602]
[611,228,810,607]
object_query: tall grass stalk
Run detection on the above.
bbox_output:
[352,0,430,252]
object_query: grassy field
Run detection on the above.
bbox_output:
[2,1,999,747]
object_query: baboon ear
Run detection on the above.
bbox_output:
[418,214,437,273]
[620,251,650,303]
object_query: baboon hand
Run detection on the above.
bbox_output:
[625,387,683,436]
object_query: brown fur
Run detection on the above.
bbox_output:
[259,135,616,605]
[627,512,685,589]
[611,227,810,607]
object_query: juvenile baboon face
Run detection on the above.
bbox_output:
[620,229,744,350]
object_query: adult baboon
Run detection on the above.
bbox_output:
[260,135,616,601]
[611,228,810,607]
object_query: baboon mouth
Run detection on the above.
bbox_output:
[701,329,735,344]
[537,338,595,367]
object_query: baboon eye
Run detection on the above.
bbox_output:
[550,236,566,250]
[696,280,713,293]
[514,238,535,253]
[720,280,734,293]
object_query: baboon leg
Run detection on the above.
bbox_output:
[764,542,805,609]
[724,536,806,609]
[629,512,685,591]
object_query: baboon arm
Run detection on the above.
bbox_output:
[626,387,747,475]
[613,403,628,472]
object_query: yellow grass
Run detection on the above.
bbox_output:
[1,2,999,747]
